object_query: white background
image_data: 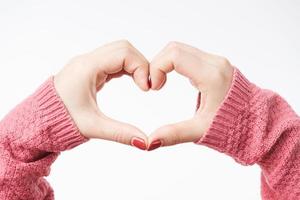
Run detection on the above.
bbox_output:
[0,1,299,199]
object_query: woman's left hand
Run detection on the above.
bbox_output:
[147,41,234,151]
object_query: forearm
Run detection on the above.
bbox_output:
[0,76,88,200]
[196,67,300,199]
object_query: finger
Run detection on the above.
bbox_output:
[150,41,220,90]
[105,69,131,82]
[91,40,150,91]
[123,42,150,91]
[90,113,149,150]
[149,46,173,90]
[147,119,204,151]
[132,65,150,91]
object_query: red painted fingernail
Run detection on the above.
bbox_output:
[131,137,146,150]
[148,140,162,151]
[148,78,152,88]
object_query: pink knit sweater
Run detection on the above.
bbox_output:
[0,76,89,199]
[0,68,299,199]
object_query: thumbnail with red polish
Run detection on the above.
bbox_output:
[148,140,162,151]
[131,137,147,150]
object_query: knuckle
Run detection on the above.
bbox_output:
[67,53,90,67]
[166,41,182,59]
[166,41,181,49]
[218,58,233,80]
[167,41,181,51]
[136,59,149,69]
[119,46,133,58]
[118,39,133,48]
[217,56,230,68]
[112,131,126,144]
[208,56,233,85]
[211,66,234,90]
[112,40,134,58]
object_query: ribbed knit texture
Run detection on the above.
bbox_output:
[0,76,88,200]
[196,67,300,199]
[1,69,300,199]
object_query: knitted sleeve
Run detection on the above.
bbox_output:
[196,67,300,199]
[0,76,89,200]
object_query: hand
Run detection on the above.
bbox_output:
[54,40,150,150]
[147,41,234,151]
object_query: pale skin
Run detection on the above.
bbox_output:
[54,40,234,151]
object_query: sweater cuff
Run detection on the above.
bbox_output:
[32,76,89,151]
[195,67,254,153]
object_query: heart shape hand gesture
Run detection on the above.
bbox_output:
[54,40,234,151]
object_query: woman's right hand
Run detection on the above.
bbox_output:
[54,40,150,150]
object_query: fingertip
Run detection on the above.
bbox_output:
[157,75,167,90]
[147,139,163,151]
[150,69,166,90]
[131,137,147,150]
[133,67,150,91]
[137,83,150,91]
[147,131,165,151]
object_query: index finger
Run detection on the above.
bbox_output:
[149,41,219,90]
[91,40,150,91]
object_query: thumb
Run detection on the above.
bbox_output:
[88,113,148,150]
[147,119,204,151]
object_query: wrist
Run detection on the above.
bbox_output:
[32,76,89,151]
[195,67,254,157]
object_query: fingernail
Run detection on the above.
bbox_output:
[148,78,152,88]
[148,140,162,151]
[131,137,147,150]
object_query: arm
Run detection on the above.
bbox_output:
[0,76,88,200]
[147,41,300,199]
[197,67,300,199]
[0,40,151,199]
